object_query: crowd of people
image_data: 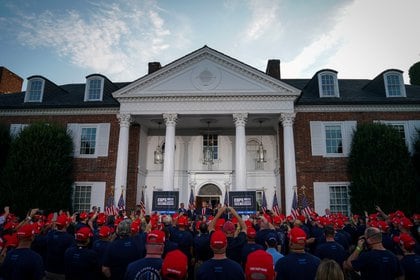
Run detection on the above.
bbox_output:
[0,202,419,280]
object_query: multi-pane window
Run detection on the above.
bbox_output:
[389,124,406,142]
[386,74,402,97]
[88,79,102,100]
[80,127,97,155]
[203,134,218,159]
[329,185,350,216]
[321,74,335,96]
[325,125,343,154]
[73,185,92,212]
[27,80,43,102]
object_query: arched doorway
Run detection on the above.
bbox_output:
[197,183,222,210]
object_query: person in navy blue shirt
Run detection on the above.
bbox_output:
[275,227,321,280]
[178,203,188,215]
[0,223,45,280]
[64,227,100,280]
[102,219,144,280]
[223,207,247,264]
[197,230,244,280]
[314,225,347,268]
[124,229,165,280]
[344,227,403,280]
[45,214,75,279]
[397,233,420,280]
[241,226,263,267]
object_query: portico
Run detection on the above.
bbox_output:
[112,46,300,214]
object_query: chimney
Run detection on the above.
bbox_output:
[148,62,162,74]
[0,66,23,94]
[265,59,281,80]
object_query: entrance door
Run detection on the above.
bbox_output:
[197,183,222,212]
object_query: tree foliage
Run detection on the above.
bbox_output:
[408,61,420,86]
[0,122,11,172]
[348,123,417,214]
[0,122,74,217]
[410,132,420,212]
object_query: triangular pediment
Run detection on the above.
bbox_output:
[113,46,300,99]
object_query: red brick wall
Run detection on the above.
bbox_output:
[0,113,128,207]
[291,110,420,207]
[0,67,23,94]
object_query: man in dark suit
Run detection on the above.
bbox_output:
[196,201,212,218]
[178,203,187,215]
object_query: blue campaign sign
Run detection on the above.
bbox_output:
[152,191,179,214]
[228,191,257,214]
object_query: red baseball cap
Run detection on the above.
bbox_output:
[177,216,188,226]
[210,230,227,249]
[245,249,275,280]
[3,233,18,248]
[222,221,235,234]
[17,224,35,238]
[396,233,416,251]
[56,214,69,227]
[377,221,389,231]
[246,227,257,239]
[289,227,307,244]
[75,227,93,241]
[400,217,413,229]
[162,249,188,279]
[98,226,112,238]
[79,212,88,220]
[147,230,165,244]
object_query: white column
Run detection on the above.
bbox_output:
[163,113,177,191]
[281,113,297,215]
[233,113,248,190]
[114,113,132,203]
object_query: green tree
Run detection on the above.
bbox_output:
[0,122,74,217]
[0,122,11,172]
[408,61,420,85]
[348,123,417,214]
[410,131,420,212]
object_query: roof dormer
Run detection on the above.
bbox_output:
[384,70,406,97]
[84,74,105,101]
[317,70,339,98]
[24,76,45,102]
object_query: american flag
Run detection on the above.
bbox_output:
[188,188,195,210]
[105,196,119,216]
[224,189,229,206]
[261,190,268,213]
[301,193,312,218]
[117,192,125,211]
[139,188,146,215]
[272,191,280,216]
[291,191,300,219]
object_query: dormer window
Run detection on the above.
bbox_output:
[384,72,406,97]
[25,78,44,102]
[318,71,339,97]
[84,76,104,101]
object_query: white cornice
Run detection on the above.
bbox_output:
[0,107,119,116]
[295,104,420,113]
[118,95,297,103]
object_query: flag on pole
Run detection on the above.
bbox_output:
[272,191,280,216]
[139,188,146,215]
[224,189,229,206]
[301,193,312,218]
[105,196,119,216]
[189,188,195,210]
[118,191,125,211]
[291,190,299,219]
[261,190,268,213]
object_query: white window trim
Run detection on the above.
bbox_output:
[24,78,45,102]
[73,182,106,210]
[323,122,344,157]
[375,120,420,154]
[67,123,110,158]
[317,71,340,98]
[313,182,350,216]
[84,76,104,101]
[384,71,406,97]
[10,124,29,138]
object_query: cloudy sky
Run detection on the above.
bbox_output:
[1,0,419,88]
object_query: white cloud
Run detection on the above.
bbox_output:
[13,0,189,81]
